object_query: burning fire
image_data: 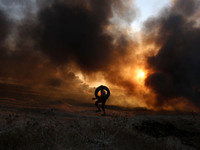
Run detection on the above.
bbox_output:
[134,68,147,85]
[137,70,145,79]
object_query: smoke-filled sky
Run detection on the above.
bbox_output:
[0,0,200,111]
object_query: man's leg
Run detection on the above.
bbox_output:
[101,100,106,116]
[95,100,101,112]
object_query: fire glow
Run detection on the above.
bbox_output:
[137,70,145,80]
[133,68,147,85]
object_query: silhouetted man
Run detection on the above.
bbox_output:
[92,85,110,116]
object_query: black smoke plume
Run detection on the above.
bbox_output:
[0,9,10,56]
[22,0,135,72]
[144,0,200,107]
[0,0,137,104]
[16,0,138,94]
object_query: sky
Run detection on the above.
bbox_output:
[0,0,200,112]
[132,0,171,31]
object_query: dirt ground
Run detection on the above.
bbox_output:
[0,83,200,150]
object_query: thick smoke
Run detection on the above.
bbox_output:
[144,0,200,108]
[30,0,135,72]
[0,0,137,104]
[17,0,138,91]
[35,0,114,70]
[2,0,200,110]
[0,9,9,56]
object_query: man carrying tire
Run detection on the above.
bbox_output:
[92,85,110,116]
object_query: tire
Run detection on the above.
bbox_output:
[95,85,110,99]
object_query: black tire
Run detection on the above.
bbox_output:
[95,85,110,99]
